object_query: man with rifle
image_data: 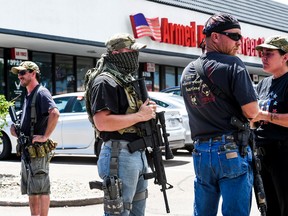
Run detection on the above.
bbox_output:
[10,61,59,216]
[85,33,173,216]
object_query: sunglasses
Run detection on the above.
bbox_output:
[18,70,33,76]
[218,32,242,41]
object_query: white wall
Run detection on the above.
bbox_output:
[0,0,285,64]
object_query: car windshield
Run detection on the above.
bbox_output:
[54,95,86,113]
[54,97,70,113]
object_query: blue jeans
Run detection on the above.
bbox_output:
[192,140,253,216]
[97,140,149,216]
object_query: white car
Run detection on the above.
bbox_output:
[149,91,194,152]
[0,92,185,160]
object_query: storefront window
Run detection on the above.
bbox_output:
[55,54,73,94]
[7,59,25,109]
[177,67,184,85]
[76,57,94,91]
[154,65,160,91]
[165,66,176,88]
[32,52,52,93]
[0,48,4,95]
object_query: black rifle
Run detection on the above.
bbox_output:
[9,105,33,175]
[250,130,267,216]
[231,116,267,216]
[136,78,174,213]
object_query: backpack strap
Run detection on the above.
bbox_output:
[30,85,42,138]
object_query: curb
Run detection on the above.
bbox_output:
[0,197,103,207]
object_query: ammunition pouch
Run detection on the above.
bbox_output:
[89,178,148,214]
[27,139,57,158]
[16,135,30,156]
[103,175,124,215]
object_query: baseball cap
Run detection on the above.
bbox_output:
[11,61,40,74]
[105,33,146,52]
[255,36,288,53]
[203,13,241,37]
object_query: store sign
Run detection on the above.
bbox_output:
[11,48,28,60]
[253,74,259,82]
[145,63,156,72]
[130,13,264,57]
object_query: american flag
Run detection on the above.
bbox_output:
[130,13,161,42]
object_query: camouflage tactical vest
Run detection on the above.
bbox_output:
[84,62,143,136]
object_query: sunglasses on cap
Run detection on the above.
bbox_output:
[218,32,242,41]
[18,69,34,76]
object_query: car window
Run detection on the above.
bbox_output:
[150,98,170,108]
[172,90,181,95]
[161,86,181,96]
[71,96,86,112]
[54,97,71,113]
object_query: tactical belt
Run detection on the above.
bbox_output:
[106,138,150,153]
[197,135,234,143]
[105,140,129,151]
[127,137,152,153]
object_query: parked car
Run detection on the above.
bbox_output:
[160,86,181,96]
[149,91,194,152]
[0,92,185,160]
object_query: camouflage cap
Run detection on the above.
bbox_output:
[256,36,288,53]
[105,33,146,52]
[11,61,40,74]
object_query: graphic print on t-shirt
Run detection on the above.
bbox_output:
[182,72,215,107]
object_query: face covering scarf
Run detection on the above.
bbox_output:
[105,51,139,75]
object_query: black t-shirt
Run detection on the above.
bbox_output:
[90,74,140,142]
[255,73,288,141]
[181,52,257,139]
[20,85,57,137]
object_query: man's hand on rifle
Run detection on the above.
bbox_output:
[137,99,157,121]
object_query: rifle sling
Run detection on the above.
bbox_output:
[30,85,42,138]
[194,58,245,122]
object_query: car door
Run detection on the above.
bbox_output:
[51,96,73,149]
[59,95,94,149]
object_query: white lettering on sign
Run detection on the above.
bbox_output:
[13,48,28,60]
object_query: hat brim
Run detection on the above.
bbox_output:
[255,44,280,51]
[131,42,146,50]
[10,66,27,74]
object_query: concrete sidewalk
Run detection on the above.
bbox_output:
[0,155,103,207]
